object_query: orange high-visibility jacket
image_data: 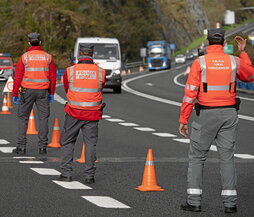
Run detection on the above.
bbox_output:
[21,50,52,89]
[66,63,106,111]
[179,45,254,124]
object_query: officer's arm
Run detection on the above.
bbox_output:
[12,57,24,97]
[49,58,57,95]
[237,52,254,82]
[63,71,69,93]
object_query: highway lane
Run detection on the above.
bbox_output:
[0,60,254,216]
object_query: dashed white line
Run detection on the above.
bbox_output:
[118,123,139,127]
[134,127,155,132]
[53,181,92,189]
[81,196,130,208]
[102,115,111,119]
[210,145,217,151]
[19,161,44,164]
[152,133,177,137]
[173,138,190,143]
[106,119,124,122]
[31,168,61,175]
[0,139,10,145]
[0,147,15,153]
[234,154,254,159]
[13,156,35,159]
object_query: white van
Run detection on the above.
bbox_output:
[73,37,122,93]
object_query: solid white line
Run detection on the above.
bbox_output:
[173,138,190,143]
[234,154,254,159]
[30,168,61,175]
[0,139,10,145]
[102,115,111,118]
[134,127,155,132]
[81,196,130,208]
[19,161,44,164]
[118,123,139,127]
[53,181,92,189]
[0,147,15,153]
[13,156,35,159]
[152,133,177,137]
[106,119,124,122]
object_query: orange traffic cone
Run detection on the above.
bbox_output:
[135,149,164,192]
[76,144,85,163]
[6,92,13,109]
[26,109,38,134]
[128,69,131,74]
[0,95,11,114]
[139,66,144,72]
[48,118,61,148]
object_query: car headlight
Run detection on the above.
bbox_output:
[113,69,121,75]
[148,63,152,67]
[162,61,166,67]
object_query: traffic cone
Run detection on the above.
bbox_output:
[0,95,11,114]
[121,70,126,76]
[48,118,61,148]
[6,92,13,109]
[76,144,85,163]
[139,66,144,72]
[128,69,131,74]
[135,149,164,192]
[26,109,38,134]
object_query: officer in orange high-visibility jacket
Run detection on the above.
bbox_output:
[179,29,254,214]
[57,44,106,184]
[12,32,56,155]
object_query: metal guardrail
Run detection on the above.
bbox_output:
[125,61,146,69]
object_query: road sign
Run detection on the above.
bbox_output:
[223,44,234,54]
[3,76,13,93]
[170,43,176,50]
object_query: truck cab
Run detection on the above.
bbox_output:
[74,37,122,93]
[147,40,171,71]
[0,53,14,81]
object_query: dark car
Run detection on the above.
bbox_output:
[185,52,194,60]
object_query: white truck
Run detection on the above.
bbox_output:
[73,37,122,93]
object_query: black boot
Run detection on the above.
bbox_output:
[12,147,26,154]
[181,202,201,212]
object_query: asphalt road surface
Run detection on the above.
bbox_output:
[0,60,254,217]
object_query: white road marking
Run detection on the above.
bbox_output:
[146,83,154,86]
[0,147,15,153]
[30,168,61,175]
[210,145,218,151]
[152,133,177,137]
[234,154,254,159]
[54,93,67,105]
[106,119,124,122]
[173,138,190,143]
[53,181,92,189]
[102,115,111,118]
[13,156,35,159]
[19,161,44,164]
[118,123,139,127]
[134,127,155,132]
[0,139,10,145]
[81,196,130,208]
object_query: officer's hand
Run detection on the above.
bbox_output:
[179,123,188,138]
[48,94,54,103]
[234,36,247,52]
[12,96,20,105]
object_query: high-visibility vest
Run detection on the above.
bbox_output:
[21,50,51,89]
[66,63,105,111]
[197,54,239,107]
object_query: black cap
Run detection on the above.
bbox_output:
[207,28,225,40]
[27,32,41,42]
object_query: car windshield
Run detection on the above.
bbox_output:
[148,46,165,57]
[79,43,120,60]
[176,55,184,58]
[0,58,12,66]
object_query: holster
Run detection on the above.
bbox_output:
[194,103,200,116]
[19,87,26,103]
[235,97,241,111]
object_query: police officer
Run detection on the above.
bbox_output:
[12,32,56,154]
[179,29,254,213]
[57,44,106,184]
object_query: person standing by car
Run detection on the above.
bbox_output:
[12,32,56,154]
[178,29,254,214]
[57,44,106,184]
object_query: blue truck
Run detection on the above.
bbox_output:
[147,40,171,71]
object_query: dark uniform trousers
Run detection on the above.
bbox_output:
[17,88,49,149]
[60,113,99,179]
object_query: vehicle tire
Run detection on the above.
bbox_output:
[113,86,122,93]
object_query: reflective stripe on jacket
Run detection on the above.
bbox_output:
[21,50,51,89]
[66,63,105,111]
